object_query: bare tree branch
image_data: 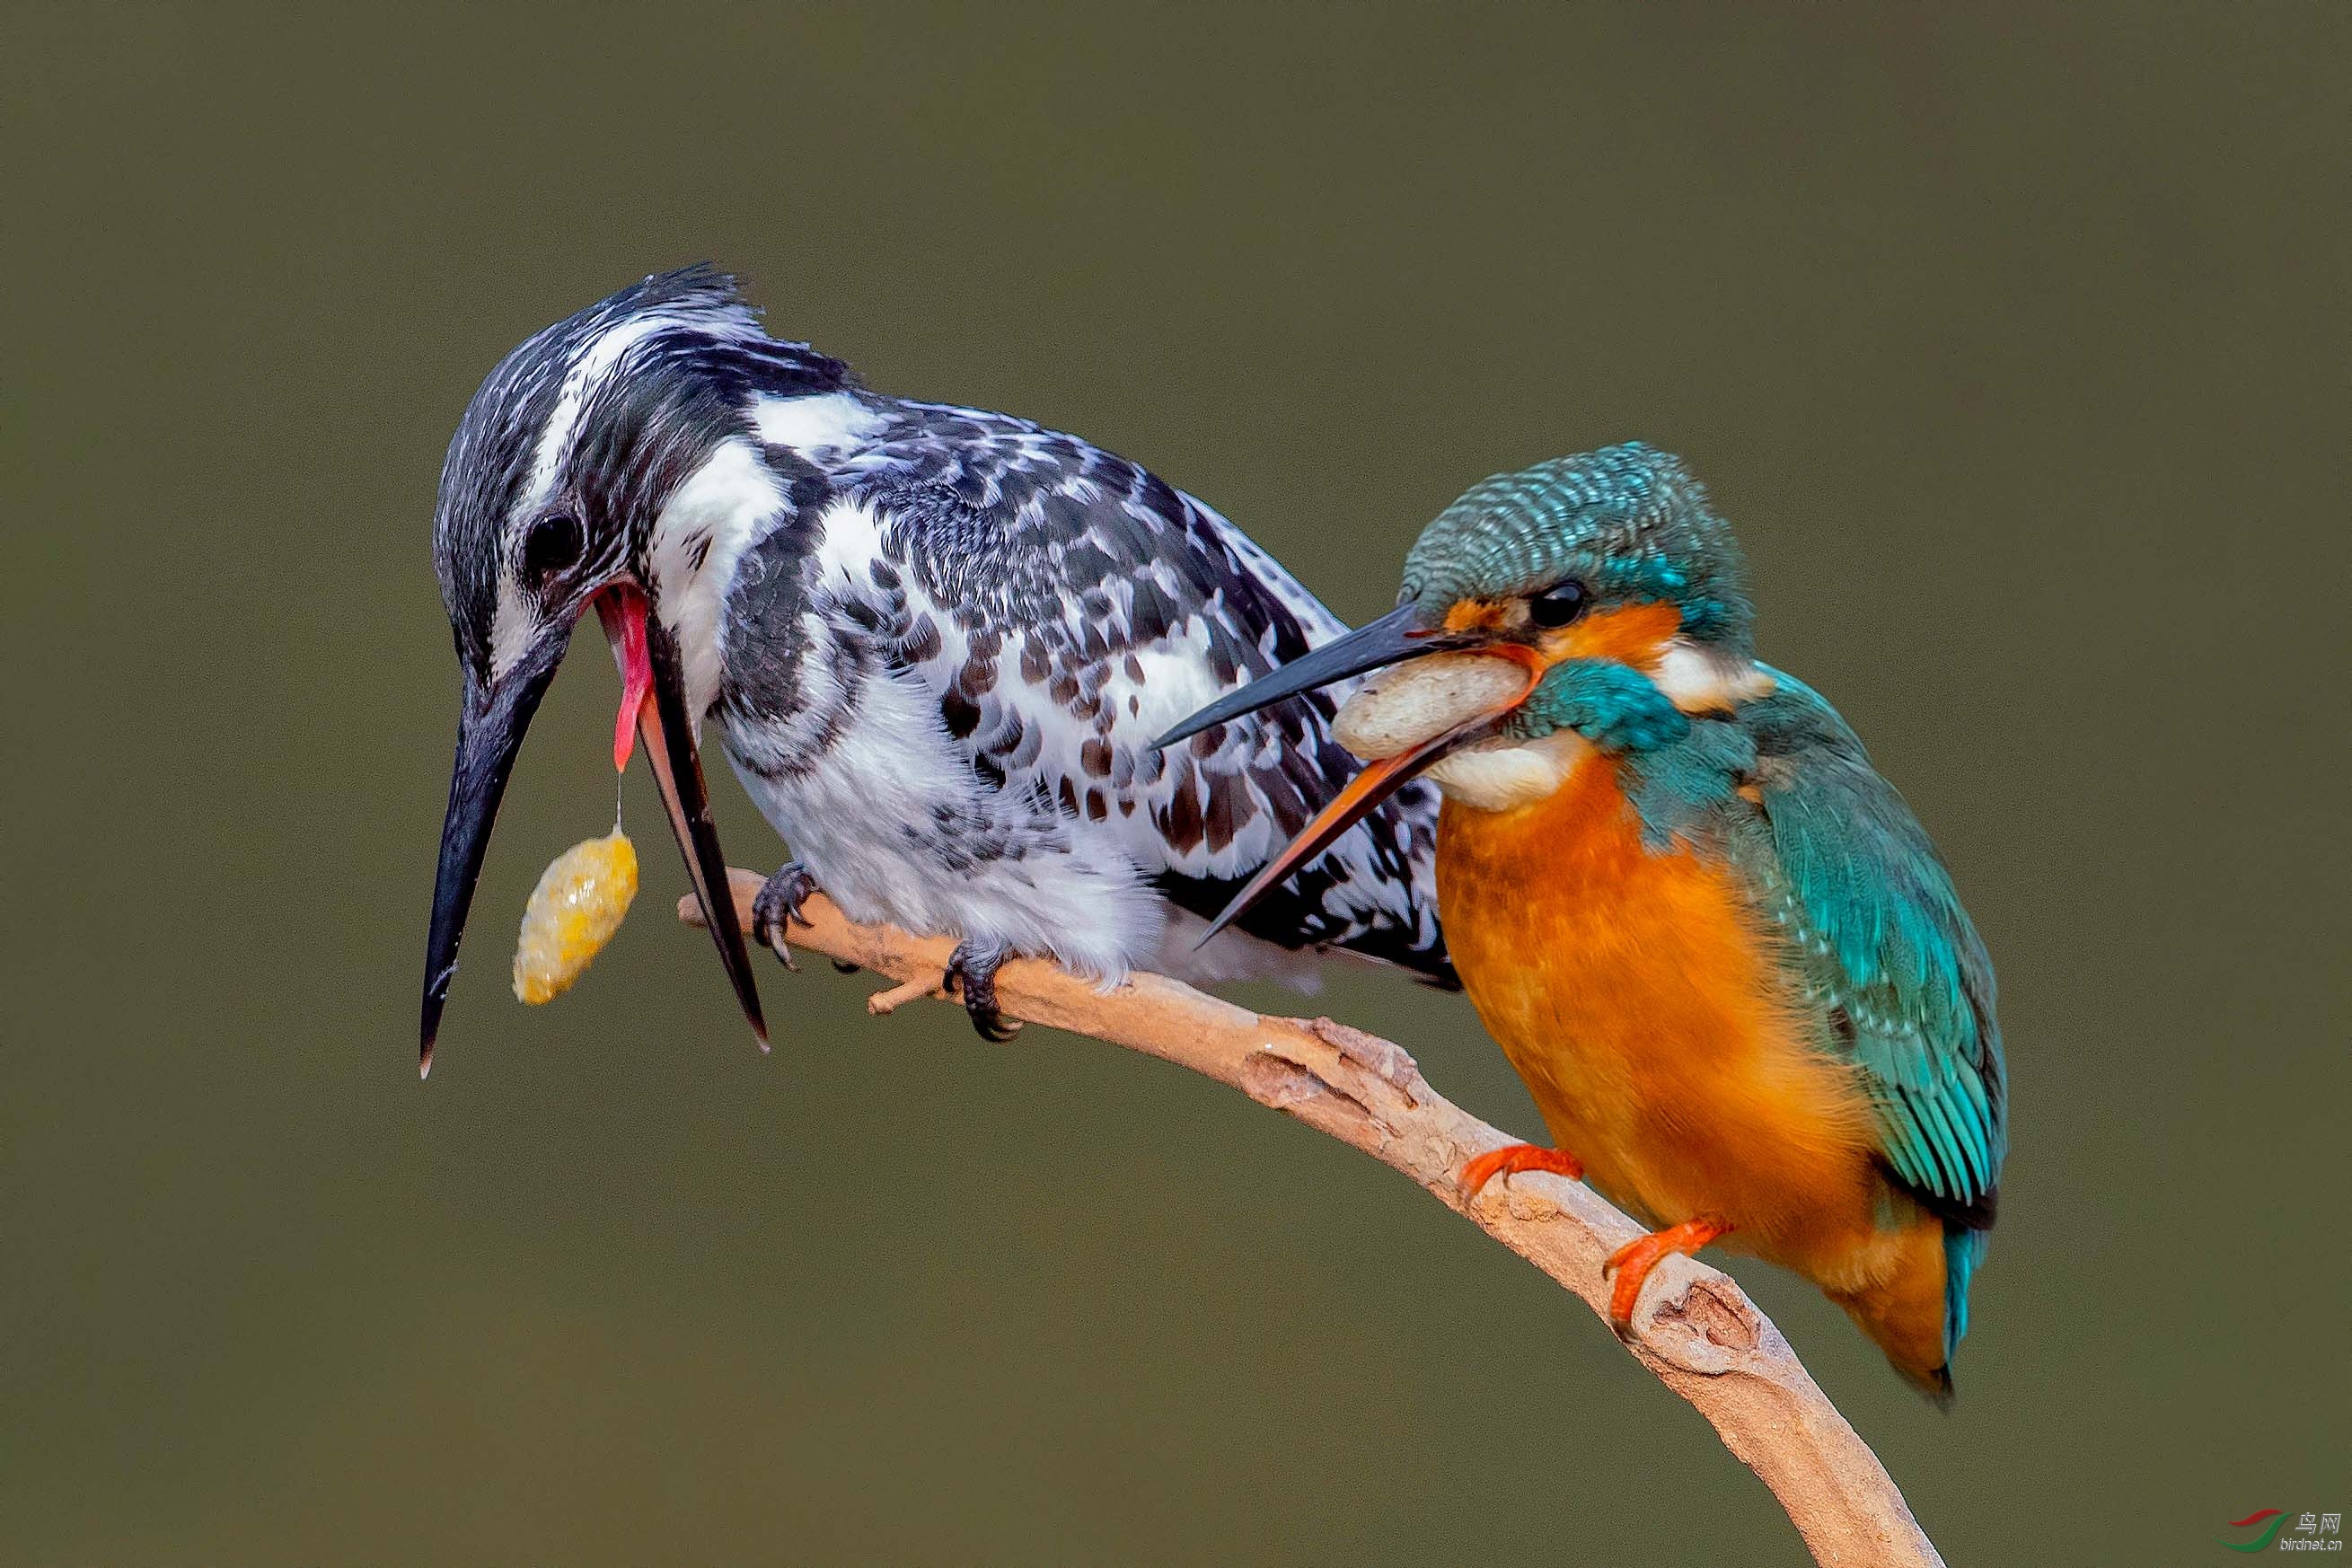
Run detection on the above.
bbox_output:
[686,870,1944,1568]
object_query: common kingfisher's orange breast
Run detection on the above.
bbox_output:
[1435,753,1880,1262]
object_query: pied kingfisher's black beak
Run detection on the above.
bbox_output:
[420,585,767,1078]
[1153,600,1533,947]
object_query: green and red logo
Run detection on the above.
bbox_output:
[2218,1509,2289,1553]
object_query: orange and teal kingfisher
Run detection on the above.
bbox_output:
[1158,444,2006,1396]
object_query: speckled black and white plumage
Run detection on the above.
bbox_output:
[432,268,1449,991]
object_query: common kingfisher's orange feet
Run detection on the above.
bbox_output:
[1603,1214,1732,1328]
[1459,1142,1584,1199]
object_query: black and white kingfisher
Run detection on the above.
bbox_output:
[421,267,1450,1071]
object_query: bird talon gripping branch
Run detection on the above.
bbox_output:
[1458,1142,1585,1199]
[944,939,1022,1042]
[1604,1216,1734,1329]
[752,860,822,971]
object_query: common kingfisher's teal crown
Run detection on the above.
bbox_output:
[1400,443,1754,654]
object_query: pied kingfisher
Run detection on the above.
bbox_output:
[422,266,1449,1065]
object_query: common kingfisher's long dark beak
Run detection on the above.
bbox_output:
[420,586,767,1078]
[1152,602,1466,752]
[1152,601,1532,947]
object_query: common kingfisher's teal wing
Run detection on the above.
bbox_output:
[1725,669,2006,1354]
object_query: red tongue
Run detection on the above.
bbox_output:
[594,586,654,773]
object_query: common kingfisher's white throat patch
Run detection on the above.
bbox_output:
[1426,729,1595,812]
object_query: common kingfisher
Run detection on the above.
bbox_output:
[1159,444,2005,1396]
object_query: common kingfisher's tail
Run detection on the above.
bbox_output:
[1940,1220,1992,1362]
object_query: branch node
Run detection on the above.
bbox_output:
[1305,1016,1425,1107]
[1494,1183,1569,1225]
[1238,1051,1379,1132]
[1632,1259,1764,1372]
[866,975,939,1016]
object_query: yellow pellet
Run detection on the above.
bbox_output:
[513,830,639,1004]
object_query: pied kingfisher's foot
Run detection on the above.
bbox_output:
[944,938,1022,1043]
[1602,1213,1733,1330]
[752,861,821,971]
[1458,1142,1584,1200]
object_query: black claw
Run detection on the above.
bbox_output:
[752,861,821,971]
[944,940,1023,1043]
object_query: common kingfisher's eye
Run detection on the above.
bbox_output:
[522,512,584,581]
[1528,579,1589,628]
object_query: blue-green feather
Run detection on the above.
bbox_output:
[1726,669,2006,1361]
[1513,658,1692,757]
[1403,445,1757,655]
[1545,664,2006,1363]
[1943,1226,1987,1360]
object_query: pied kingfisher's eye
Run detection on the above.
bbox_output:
[522,512,584,581]
[1528,579,1589,628]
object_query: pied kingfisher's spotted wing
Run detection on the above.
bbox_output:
[824,405,1451,980]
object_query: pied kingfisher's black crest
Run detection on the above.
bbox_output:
[429,265,1452,999]
[431,267,850,676]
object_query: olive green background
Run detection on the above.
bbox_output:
[5,5,2346,1564]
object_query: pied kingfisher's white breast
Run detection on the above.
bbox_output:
[664,388,1451,988]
